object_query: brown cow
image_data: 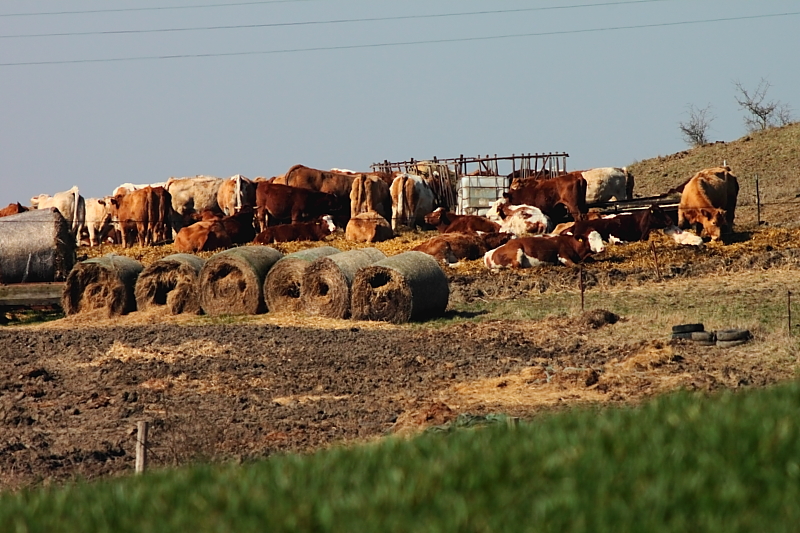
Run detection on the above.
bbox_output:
[484,231,603,269]
[414,232,513,266]
[678,166,739,242]
[173,220,232,253]
[281,165,357,199]
[253,215,336,244]
[0,202,29,217]
[507,172,588,222]
[345,211,393,243]
[110,187,155,247]
[350,174,391,221]
[255,182,346,231]
[424,208,501,234]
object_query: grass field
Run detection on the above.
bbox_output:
[2,379,799,532]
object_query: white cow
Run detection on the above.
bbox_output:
[30,185,85,245]
[389,173,435,230]
[486,197,552,236]
[83,197,115,247]
[581,167,634,204]
[165,176,224,234]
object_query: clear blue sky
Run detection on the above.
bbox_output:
[1,0,797,205]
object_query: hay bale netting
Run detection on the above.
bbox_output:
[198,246,283,315]
[134,253,206,315]
[264,246,341,313]
[0,208,76,283]
[300,248,387,319]
[351,251,449,324]
[62,254,144,316]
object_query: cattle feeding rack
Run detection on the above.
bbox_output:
[371,152,570,215]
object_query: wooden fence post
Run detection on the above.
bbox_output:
[136,421,149,475]
[788,290,792,336]
[755,174,761,225]
[650,242,662,281]
[579,265,585,311]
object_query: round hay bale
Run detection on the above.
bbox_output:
[351,251,449,324]
[134,254,206,315]
[199,246,283,315]
[62,254,143,316]
[264,246,341,313]
[0,208,76,283]
[300,248,386,318]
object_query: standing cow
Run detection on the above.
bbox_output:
[217,174,257,216]
[350,174,391,222]
[581,167,635,204]
[678,166,739,242]
[165,176,224,234]
[30,185,85,245]
[83,197,115,247]
[390,173,435,230]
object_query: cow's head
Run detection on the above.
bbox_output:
[579,230,605,254]
[424,207,447,226]
[321,214,337,234]
[647,205,674,229]
[698,208,727,241]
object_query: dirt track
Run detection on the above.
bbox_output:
[1,302,793,489]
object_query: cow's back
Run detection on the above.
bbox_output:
[582,167,630,204]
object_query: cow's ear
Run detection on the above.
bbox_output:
[98,199,105,206]
[700,209,712,219]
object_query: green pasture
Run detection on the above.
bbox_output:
[3,381,800,533]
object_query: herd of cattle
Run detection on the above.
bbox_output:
[0,163,740,269]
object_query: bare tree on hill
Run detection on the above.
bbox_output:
[734,78,793,132]
[678,103,714,147]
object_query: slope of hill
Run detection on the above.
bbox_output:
[627,122,800,228]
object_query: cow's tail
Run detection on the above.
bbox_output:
[394,175,408,229]
[576,178,588,220]
[624,167,635,200]
[70,186,80,235]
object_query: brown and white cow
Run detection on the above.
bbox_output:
[83,197,115,247]
[165,176,224,234]
[484,231,604,269]
[350,174,391,222]
[345,211,393,243]
[30,185,85,244]
[253,215,336,244]
[564,205,674,244]
[581,167,635,205]
[413,232,513,266]
[217,175,257,216]
[507,172,588,222]
[486,198,552,235]
[0,202,29,218]
[678,166,739,242]
[254,182,346,231]
[390,173,435,230]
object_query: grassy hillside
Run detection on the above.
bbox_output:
[628,122,800,228]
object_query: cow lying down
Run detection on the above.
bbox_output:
[413,232,513,266]
[254,215,336,244]
[484,231,604,269]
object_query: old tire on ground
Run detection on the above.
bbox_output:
[199,246,283,316]
[672,323,704,334]
[671,332,693,340]
[351,251,449,324]
[717,339,749,348]
[135,253,206,315]
[690,331,716,342]
[264,246,341,313]
[715,329,751,342]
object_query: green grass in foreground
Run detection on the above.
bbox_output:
[3,382,800,532]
